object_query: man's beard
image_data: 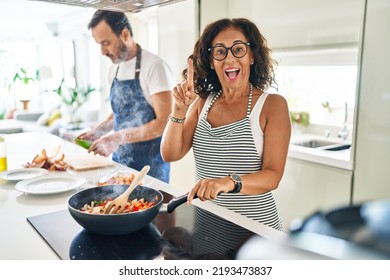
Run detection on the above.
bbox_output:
[108,42,128,64]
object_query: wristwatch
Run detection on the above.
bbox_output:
[228,173,242,193]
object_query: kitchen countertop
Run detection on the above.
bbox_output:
[0,132,384,260]
[0,132,286,259]
[288,134,353,170]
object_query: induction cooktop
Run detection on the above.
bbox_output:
[27,205,255,260]
[28,209,166,260]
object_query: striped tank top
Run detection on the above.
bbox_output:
[192,85,282,231]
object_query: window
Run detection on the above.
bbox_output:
[0,41,39,112]
[273,47,358,127]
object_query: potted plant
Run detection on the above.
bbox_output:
[290,111,310,134]
[54,79,96,129]
[6,67,37,111]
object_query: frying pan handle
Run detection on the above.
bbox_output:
[167,193,198,213]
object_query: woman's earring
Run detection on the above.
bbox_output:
[250,61,254,65]
[210,65,214,70]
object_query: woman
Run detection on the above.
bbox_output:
[161,18,291,230]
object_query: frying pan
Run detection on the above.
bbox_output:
[167,193,198,213]
[167,190,227,213]
[68,184,163,235]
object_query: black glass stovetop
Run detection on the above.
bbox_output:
[27,205,256,260]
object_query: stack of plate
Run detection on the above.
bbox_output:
[0,168,86,195]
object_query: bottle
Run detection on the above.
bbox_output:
[0,135,7,171]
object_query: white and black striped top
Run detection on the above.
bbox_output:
[192,86,282,231]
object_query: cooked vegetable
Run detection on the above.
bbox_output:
[80,196,158,215]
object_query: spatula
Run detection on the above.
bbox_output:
[103,165,150,214]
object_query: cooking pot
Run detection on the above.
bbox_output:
[68,185,163,235]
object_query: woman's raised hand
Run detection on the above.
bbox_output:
[173,58,196,110]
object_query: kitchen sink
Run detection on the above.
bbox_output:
[323,144,351,151]
[291,139,352,152]
[292,140,340,148]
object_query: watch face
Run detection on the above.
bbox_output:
[231,174,242,182]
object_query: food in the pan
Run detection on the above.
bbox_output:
[80,196,158,214]
[97,172,136,186]
[23,146,68,171]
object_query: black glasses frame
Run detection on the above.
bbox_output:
[208,42,251,61]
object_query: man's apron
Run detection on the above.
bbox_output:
[110,44,170,183]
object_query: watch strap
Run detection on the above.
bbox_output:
[228,174,242,193]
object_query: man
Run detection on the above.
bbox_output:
[78,10,174,183]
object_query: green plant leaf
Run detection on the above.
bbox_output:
[290,111,310,127]
[54,79,96,108]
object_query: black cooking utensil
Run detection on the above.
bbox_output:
[167,193,197,213]
[167,191,226,213]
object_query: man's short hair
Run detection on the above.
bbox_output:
[88,10,133,37]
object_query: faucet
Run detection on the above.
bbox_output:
[338,102,349,140]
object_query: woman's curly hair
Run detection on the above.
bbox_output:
[183,18,277,99]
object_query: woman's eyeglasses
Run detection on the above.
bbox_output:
[208,42,251,61]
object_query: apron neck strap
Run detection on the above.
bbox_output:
[135,44,142,80]
[114,43,142,79]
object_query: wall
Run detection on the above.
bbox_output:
[157,0,199,82]
[156,0,199,192]
[127,0,198,192]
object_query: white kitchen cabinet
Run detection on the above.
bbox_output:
[274,157,352,231]
[352,0,390,204]
[201,0,364,49]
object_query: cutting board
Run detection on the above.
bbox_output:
[66,153,115,171]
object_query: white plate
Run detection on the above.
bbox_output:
[97,170,153,186]
[0,168,49,182]
[15,173,86,195]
